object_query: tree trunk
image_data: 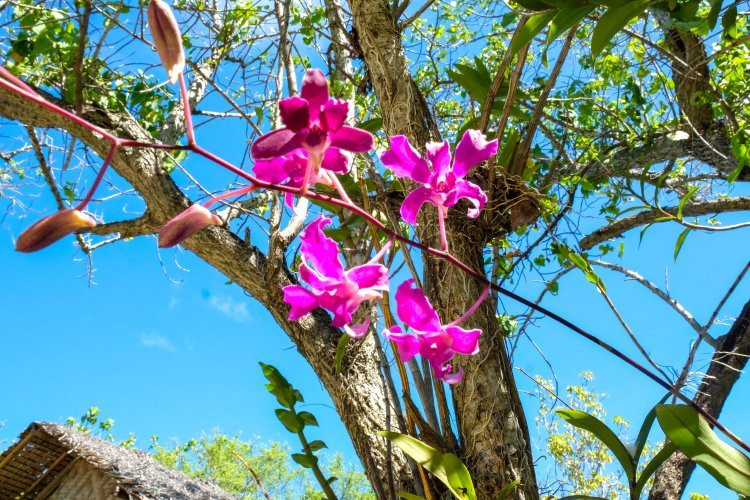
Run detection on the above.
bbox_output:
[649,300,750,499]
[346,0,538,496]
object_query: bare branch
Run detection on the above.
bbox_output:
[580,197,750,250]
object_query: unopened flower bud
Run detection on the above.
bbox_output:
[158,204,221,248]
[148,0,185,84]
[15,209,96,253]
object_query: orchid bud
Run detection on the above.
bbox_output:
[147,0,185,84]
[15,209,96,253]
[158,204,221,248]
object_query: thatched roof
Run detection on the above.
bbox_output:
[0,422,236,499]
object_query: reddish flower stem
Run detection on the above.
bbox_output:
[75,142,119,210]
[5,70,749,455]
[447,284,490,327]
[437,207,448,252]
[203,185,257,208]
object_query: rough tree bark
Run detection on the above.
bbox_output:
[649,300,750,499]
[346,0,538,496]
[0,85,413,496]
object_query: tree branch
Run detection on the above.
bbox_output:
[579,197,750,250]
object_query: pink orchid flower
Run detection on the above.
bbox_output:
[384,279,482,384]
[251,69,373,195]
[283,216,389,331]
[380,130,497,250]
[253,148,350,211]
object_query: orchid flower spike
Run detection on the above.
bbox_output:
[381,130,497,250]
[15,209,96,253]
[158,204,221,248]
[148,0,185,85]
[283,216,389,330]
[384,279,482,384]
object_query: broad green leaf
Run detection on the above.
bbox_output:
[356,117,382,133]
[545,6,593,59]
[633,443,677,497]
[298,411,319,427]
[728,156,746,183]
[378,431,476,499]
[673,228,690,261]
[655,405,750,495]
[707,0,723,30]
[398,492,426,500]
[556,409,636,482]
[514,0,555,11]
[307,439,327,452]
[509,10,558,58]
[633,393,671,464]
[335,333,350,375]
[291,452,318,468]
[497,479,519,499]
[721,2,737,34]
[275,409,304,433]
[591,0,652,58]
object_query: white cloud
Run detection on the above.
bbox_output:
[208,295,250,323]
[139,332,177,352]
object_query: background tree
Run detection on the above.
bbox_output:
[0,0,748,497]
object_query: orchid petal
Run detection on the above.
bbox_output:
[444,179,487,219]
[299,262,339,291]
[380,136,431,183]
[384,326,421,361]
[346,263,389,290]
[400,186,434,224]
[425,140,452,178]
[329,126,374,153]
[441,367,464,384]
[395,279,441,332]
[253,157,290,184]
[344,319,371,339]
[300,216,345,279]
[445,326,481,355]
[452,129,498,178]
[158,204,221,248]
[279,96,310,132]
[321,99,348,132]
[283,285,319,321]
[300,69,329,120]
[251,128,304,160]
[321,147,351,174]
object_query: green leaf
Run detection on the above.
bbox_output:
[728,156,746,183]
[291,452,318,468]
[544,6,593,59]
[307,439,327,452]
[398,492,426,500]
[514,0,555,10]
[556,409,636,482]
[496,479,519,499]
[707,0,723,29]
[559,496,608,499]
[673,228,690,261]
[509,10,558,58]
[591,0,652,58]
[656,405,750,494]
[721,2,737,33]
[633,393,671,465]
[356,117,382,134]
[274,409,304,433]
[676,186,699,220]
[378,431,476,499]
[298,411,319,427]
[632,443,677,497]
[335,333,350,375]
